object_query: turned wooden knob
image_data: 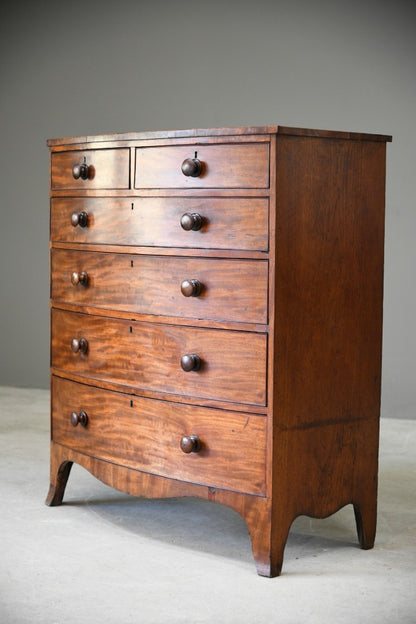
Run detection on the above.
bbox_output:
[71,211,88,227]
[72,161,90,180]
[71,337,88,354]
[180,212,202,231]
[71,271,88,286]
[181,158,202,177]
[180,435,201,454]
[181,354,201,372]
[181,279,201,297]
[70,411,88,427]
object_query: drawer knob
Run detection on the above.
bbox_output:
[71,337,88,354]
[181,353,201,372]
[71,271,88,286]
[70,411,88,427]
[71,211,88,228]
[180,212,202,231]
[181,279,201,297]
[180,435,201,454]
[181,158,202,178]
[72,161,90,180]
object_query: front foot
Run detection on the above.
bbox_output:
[45,459,73,506]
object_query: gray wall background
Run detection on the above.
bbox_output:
[0,0,414,419]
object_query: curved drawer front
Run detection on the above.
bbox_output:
[51,149,130,190]
[135,143,269,189]
[52,377,266,496]
[51,249,268,324]
[51,309,267,406]
[50,197,269,251]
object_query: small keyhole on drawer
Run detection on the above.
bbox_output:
[130,400,134,407]
[131,260,134,267]
[131,203,134,210]
[194,151,198,158]
[130,326,133,333]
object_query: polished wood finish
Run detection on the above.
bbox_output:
[50,197,269,251]
[51,148,130,189]
[46,125,392,146]
[135,143,269,188]
[51,249,268,323]
[51,308,266,406]
[51,377,266,495]
[47,125,391,577]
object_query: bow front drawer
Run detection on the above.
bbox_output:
[51,148,130,190]
[52,377,266,496]
[51,309,267,407]
[51,249,268,324]
[50,197,269,251]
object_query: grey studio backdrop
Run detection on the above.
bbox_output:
[0,0,414,420]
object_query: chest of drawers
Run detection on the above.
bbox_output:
[46,125,391,576]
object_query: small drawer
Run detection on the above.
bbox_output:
[135,142,269,189]
[51,249,268,324]
[51,148,130,190]
[52,377,266,495]
[51,309,267,407]
[50,197,269,251]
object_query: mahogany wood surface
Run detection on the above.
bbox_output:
[135,143,269,189]
[47,125,391,576]
[273,136,386,428]
[52,376,266,495]
[51,249,268,323]
[46,125,392,146]
[50,197,269,251]
[51,308,267,406]
[51,148,130,189]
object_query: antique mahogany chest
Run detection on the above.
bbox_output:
[46,125,391,576]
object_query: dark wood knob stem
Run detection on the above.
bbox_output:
[71,271,88,286]
[71,337,88,354]
[180,354,201,372]
[70,411,88,427]
[180,212,203,231]
[181,158,202,177]
[71,211,88,227]
[181,279,201,297]
[72,162,89,180]
[180,435,201,454]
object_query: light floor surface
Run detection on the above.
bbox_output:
[0,386,415,624]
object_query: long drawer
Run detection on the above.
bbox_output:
[51,149,130,190]
[52,376,267,496]
[135,142,269,189]
[50,197,269,251]
[51,249,268,324]
[51,309,267,406]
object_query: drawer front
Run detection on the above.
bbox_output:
[135,143,269,189]
[51,149,130,190]
[52,377,266,496]
[50,197,269,251]
[51,309,267,406]
[51,249,268,324]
